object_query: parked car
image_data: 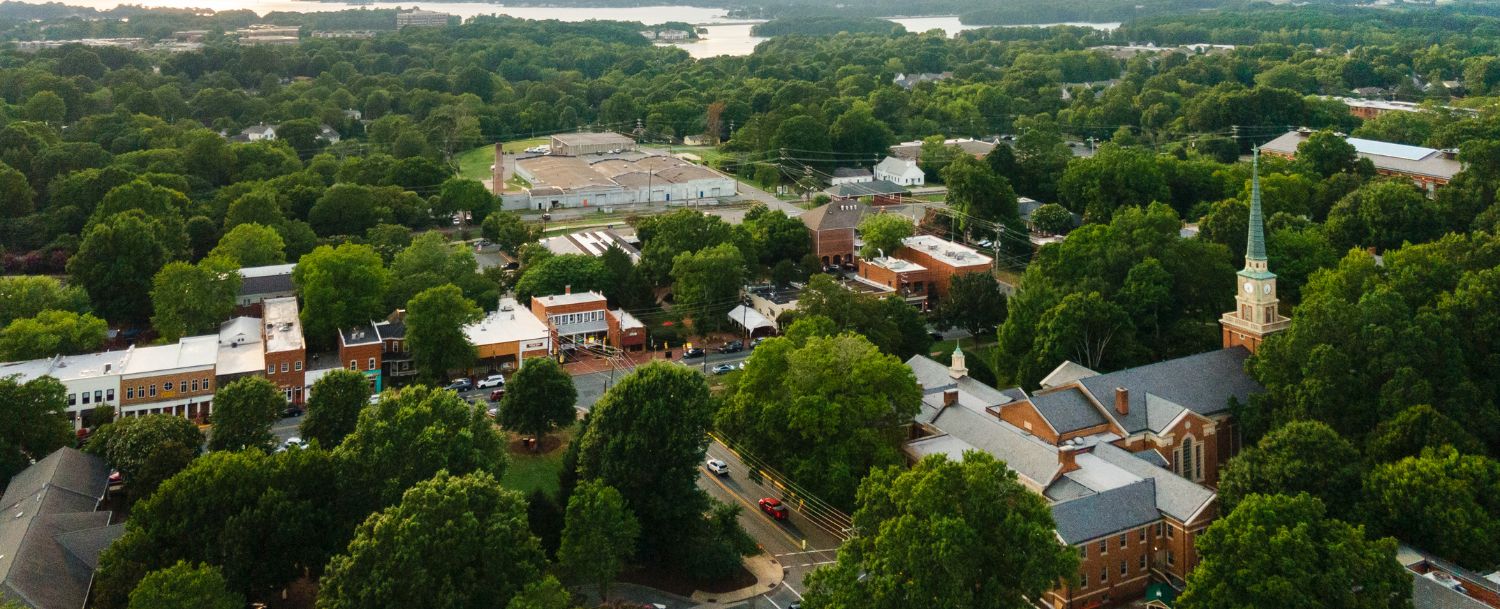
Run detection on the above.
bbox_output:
[751,337,766,349]
[717,340,743,353]
[445,378,474,392]
[758,497,789,520]
[705,458,729,476]
[712,364,736,375]
[277,437,305,452]
[683,347,706,359]
[477,374,506,389]
[490,389,506,402]
[282,406,303,418]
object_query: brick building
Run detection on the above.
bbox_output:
[338,324,385,392]
[120,336,219,420]
[895,157,1293,608]
[801,201,869,269]
[261,297,307,404]
[856,234,992,307]
[856,255,932,309]
[531,290,645,352]
[1260,129,1461,194]
[465,297,552,371]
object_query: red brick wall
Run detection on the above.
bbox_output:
[1049,524,1162,609]
[894,245,989,299]
[339,342,383,374]
[809,227,855,264]
[997,401,1060,443]
[265,349,306,404]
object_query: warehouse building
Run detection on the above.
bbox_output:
[1261,128,1462,194]
[550,131,638,156]
[508,153,736,210]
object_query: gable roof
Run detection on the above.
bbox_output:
[0,449,118,609]
[1051,479,1159,544]
[1092,443,1215,523]
[800,201,869,231]
[1039,360,1099,389]
[927,404,1061,488]
[1076,347,1260,433]
[826,179,907,198]
[1030,387,1108,434]
[831,167,872,178]
[874,155,923,177]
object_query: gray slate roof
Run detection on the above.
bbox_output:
[826,179,906,198]
[1132,449,1169,468]
[1077,347,1260,433]
[1031,387,1108,434]
[1,448,118,609]
[1412,572,1491,609]
[1051,479,1159,544]
[1093,443,1215,522]
[239,272,295,297]
[928,405,1061,487]
[800,201,869,231]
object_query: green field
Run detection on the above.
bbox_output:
[454,138,550,182]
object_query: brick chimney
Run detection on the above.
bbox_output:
[564,284,571,295]
[1114,387,1129,416]
[1058,444,1080,474]
[943,388,958,407]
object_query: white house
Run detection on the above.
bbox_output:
[874,156,925,186]
[240,124,276,141]
[830,167,874,186]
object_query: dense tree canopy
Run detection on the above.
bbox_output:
[0,375,72,489]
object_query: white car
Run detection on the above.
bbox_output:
[278,437,305,452]
[706,458,729,476]
[477,374,506,389]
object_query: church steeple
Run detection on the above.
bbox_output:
[1220,146,1290,354]
[1246,148,1267,264]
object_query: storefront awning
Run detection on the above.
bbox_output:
[728,305,776,332]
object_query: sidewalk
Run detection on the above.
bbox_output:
[689,553,785,605]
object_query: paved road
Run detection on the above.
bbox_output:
[573,351,752,410]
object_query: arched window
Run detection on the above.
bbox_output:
[1180,436,1195,481]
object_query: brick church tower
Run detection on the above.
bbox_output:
[1221,148,1291,353]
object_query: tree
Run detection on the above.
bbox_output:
[435,178,494,224]
[716,329,922,507]
[208,377,283,452]
[299,369,370,448]
[1217,420,1363,515]
[1297,130,1363,178]
[575,362,741,572]
[557,480,639,601]
[1029,203,1073,234]
[803,452,1077,609]
[1020,291,1138,383]
[742,204,810,267]
[0,161,34,219]
[481,211,538,254]
[498,357,576,450]
[0,276,91,327]
[69,211,175,322]
[405,284,481,382]
[633,209,740,285]
[942,154,1019,232]
[223,190,286,231]
[1325,180,1440,252]
[933,272,1007,338]
[333,384,507,512]
[1179,493,1409,609]
[364,223,412,264]
[209,223,285,267]
[857,213,914,259]
[1360,448,1500,570]
[670,243,744,333]
[150,258,241,342]
[792,274,931,359]
[513,255,606,302]
[505,576,571,609]
[385,231,497,312]
[308,184,389,237]
[598,245,653,310]
[127,562,243,609]
[84,415,202,501]
[293,244,390,350]
[1366,404,1486,463]
[0,376,71,488]
[1057,143,1169,222]
[829,101,895,161]
[0,310,108,360]
[318,471,545,609]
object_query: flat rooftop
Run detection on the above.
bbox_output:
[124,336,218,376]
[534,291,607,308]
[866,256,926,273]
[0,349,133,383]
[466,298,550,346]
[262,297,304,354]
[239,263,296,279]
[515,154,730,194]
[902,234,993,268]
[552,131,635,147]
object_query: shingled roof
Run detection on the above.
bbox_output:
[1075,347,1261,433]
[0,448,121,609]
[800,201,869,231]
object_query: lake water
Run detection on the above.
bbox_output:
[21,0,1118,58]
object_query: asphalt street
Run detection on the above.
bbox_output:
[573,350,752,410]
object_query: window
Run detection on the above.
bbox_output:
[1167,525,1174,539]
[1139,528,1147,542]
[126,387,134,399]
[1119,534,1127,548]
[281,362,288,373]
[295,361,303,372]
[149,385,157,397]
[1120,560,1127,576]
[1139,555,1147,572]
[268,364,276,375]
[368,358,376,370]
[164,381,174,392]
[1167,551,1175,566]
[94,390,102,403]
[82,392,90,405]
[1099,540,1107,555]
[349,360,358,370]
[191,380,199,392]
[203,378,210,391]
[106,389,114,401]
[1079,572,1087,589]
[1100,568,1108,583]
[1079,544,1087,559]
[68,393,76,406]
[1157,523,1165,537]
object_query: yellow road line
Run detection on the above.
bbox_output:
[704,471,804,550]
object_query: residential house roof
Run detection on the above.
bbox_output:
[831,167,872,179]
[238,263,296,297]
[826,179,907,198]
[1261,129,1462,181]
[0,448,120,609]
[874,155,924,177]
[1092,443,1215,522]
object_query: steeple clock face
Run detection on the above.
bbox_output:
[1263,284,1272,295]
[1243,281,1254,294]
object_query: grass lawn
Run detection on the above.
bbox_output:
[454,138,551,182]
[499,422,579,496]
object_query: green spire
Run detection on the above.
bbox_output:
[1246,146,1268,263]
